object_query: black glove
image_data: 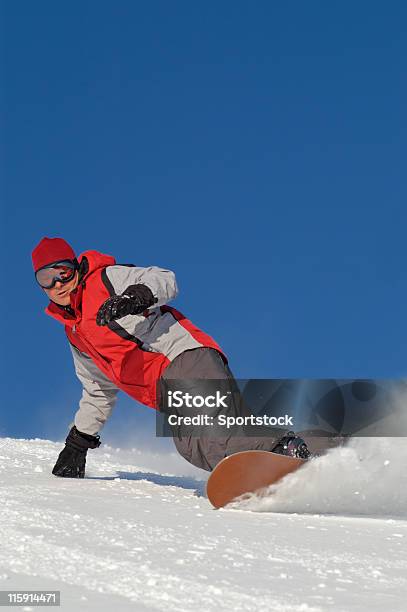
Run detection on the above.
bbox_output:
[96,284,156,326]
[52,426,101,478]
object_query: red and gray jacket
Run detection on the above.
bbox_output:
[45,250,226,435]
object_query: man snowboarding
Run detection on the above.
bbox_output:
[32,237,311,478]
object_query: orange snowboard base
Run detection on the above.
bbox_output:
[206,450,306,508]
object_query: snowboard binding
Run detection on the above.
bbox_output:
[271,431,312,460]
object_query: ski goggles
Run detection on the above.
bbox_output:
[35,259,78,289]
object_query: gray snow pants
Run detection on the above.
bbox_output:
[160,348,342,471]
[160,348,284,471]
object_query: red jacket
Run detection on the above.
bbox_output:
[45,250,226,409]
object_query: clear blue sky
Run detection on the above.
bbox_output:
[1,1,406,442]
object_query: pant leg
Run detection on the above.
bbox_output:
[160,348,283,471]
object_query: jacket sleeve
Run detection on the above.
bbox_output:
[103,264,178,307]
[69,343,119,436]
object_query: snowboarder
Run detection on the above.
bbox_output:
[32,237,311,478]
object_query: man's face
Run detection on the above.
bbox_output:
[44,270,79,306]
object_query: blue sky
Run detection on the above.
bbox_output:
[2,1,406,443]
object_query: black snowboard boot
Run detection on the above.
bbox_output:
[271,431,312,459]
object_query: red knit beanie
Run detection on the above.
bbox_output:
[31,237,76,272]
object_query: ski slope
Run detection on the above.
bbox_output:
[1,436,406,611]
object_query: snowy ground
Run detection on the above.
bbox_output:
[1,436,406,611]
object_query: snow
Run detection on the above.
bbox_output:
[1,436,406,611]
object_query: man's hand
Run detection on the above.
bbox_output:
[52,426,101,478]
[96,284,156,326]
[52,445,87,478]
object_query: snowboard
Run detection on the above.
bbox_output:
[206,450,307,508]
